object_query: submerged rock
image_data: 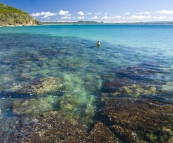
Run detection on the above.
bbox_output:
[162,82,173,95]
[102,78,157,98]
[103,98,173,142]
[101,62,164,98]
[2,77,63,97]
[102,78,135,93]
[114,83,156,97]
[58,62,84,71]
[111,124,138,142]
[1,112,88,143]
[13,96,59,115]
[0,112,120,143]
[104,98,173,130]
[23,77,63,95]
[87,122,119,143]
[60,95,77,111]
[115,62,162,80]
[39,48,60,57]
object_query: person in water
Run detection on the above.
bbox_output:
[97,40,101,46]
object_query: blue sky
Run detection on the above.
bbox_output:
[1,0,173,22]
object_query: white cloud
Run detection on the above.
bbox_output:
[125,12,130,15]
[31,12,41,17]
[42,12,56,17]
[153,16,167,19]
[101,15,121,19]
[43,15,48,18]
[156,10,173,14]
[78,16,84,19]
[66,14,71,17]
[32,11,56,18]
[58,10,69,15]
[129,15,152,19]
[144,12,151,14]
[61,16,71,19]
[102,15,109,19]
[115,16,121,18]
[88,13,92,15]
[95,13,101,15]
[77,11,84,15]
[137,12,151,15]
[105,12,110,15]
[90,16,98,19]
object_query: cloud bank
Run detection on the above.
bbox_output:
[156,10,173,14]
[58,10,69,15]
[137,12,151,15]
[129,15,152,19]
[32,11,56,18]
[32,9,173,21]
[77,11,84,15]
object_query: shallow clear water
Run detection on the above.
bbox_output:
[0,24,173,142]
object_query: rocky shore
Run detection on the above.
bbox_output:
[0,3,40,26]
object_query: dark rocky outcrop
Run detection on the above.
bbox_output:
[103,98,173,142]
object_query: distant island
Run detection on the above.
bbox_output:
[42,21,100,25]
[41,20,173,25]
[0,3,40,26]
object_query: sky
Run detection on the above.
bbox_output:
[1,0,173,22]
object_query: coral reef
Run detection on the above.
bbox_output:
[86,122,119,143]
[162,82,173,95]
[58,62,83,71]
[103,98,173,142]
[4,77,63,97]
[7,103,173,143]
[104,98,173,130]
[102,77,158,100]
[101,63,164,98]
[60,95,78,111]
[0,112,120,143]
[113,83,156,97]
[115,62,162,80]
[13,96,59,115]
[102,78,135,93]
[59,94,95,126]
[1,112,87,143]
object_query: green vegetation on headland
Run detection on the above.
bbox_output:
[0,3,40,26]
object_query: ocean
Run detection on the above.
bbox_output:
[0,24,173,142]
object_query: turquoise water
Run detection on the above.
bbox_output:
[1,24,173,48]
[0,24,173,142]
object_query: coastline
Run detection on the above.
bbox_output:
[0,24,41,27]
[1,22,173,27]
[40,21,173,25]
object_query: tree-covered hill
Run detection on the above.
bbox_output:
[0,3,40,26]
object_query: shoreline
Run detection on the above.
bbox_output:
[0,24,41,27]
[1,22,173,27]
[40,21,173,25]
